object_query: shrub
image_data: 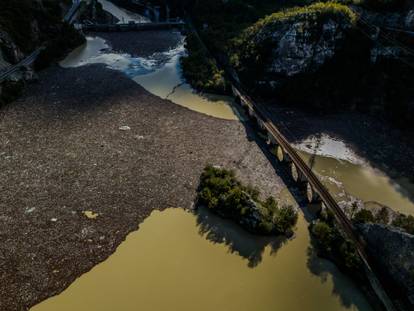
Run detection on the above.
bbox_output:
[352,209,375,224]
[392,214,414,235]
[197,165,297,235]
[310,221,335,251]
[374,206,390,224]
[310,220,362,271]
[181,34,227,94]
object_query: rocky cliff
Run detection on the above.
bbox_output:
[0,0,72,63]
[231,1,414,128]
[359,223,414,308]
[0,0,84,105]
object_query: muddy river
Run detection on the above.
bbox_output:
[32,207,372,311]
[31,2,414,310]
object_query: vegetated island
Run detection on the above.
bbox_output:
[197,165,298,236]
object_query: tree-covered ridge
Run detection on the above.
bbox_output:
[231,2,357,71]
[245,2,358,32]
[0,0,71,53]
[197,166,298,235]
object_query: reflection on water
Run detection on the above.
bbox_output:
[60,36,238,120]
[60,37,156,74]
[298,149,414,215]
[32,208,372,311]
[133,46,240,120]
[97,0,150,23]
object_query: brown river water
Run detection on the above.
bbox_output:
[32,207,372,311]
[31,2,414,309]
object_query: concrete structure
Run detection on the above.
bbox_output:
[81,21,185,32]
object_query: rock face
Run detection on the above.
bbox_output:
[266,18,349,77]
[406,10,414,29]
[359,224,414,307]
[234,5,357,86]
[233,4,414,129]
[0,30,25,64]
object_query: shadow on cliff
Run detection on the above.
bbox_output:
[194,205,288,268]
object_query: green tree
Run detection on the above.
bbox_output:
[353,209,374,224]
[374,207,390,224]
[392,214,414,235]
[311,221,335,252]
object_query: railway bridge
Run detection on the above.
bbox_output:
[231,85,396,311]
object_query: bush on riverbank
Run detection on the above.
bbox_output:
[197,165,298,235]
[310,210,362,272]
[181,34,227,94]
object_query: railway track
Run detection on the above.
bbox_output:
[232,86,396,311]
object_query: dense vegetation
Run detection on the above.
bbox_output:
[197,166,298,235]
[181,34,227,94]
[231,2,357,81]
[0,0,84,105]
[310,209,362,272]
[0,0,84,69]
[352,207,414,235]
[0,0,72,53]
[165,0,414,130]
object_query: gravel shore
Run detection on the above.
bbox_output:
[0,57,287,310]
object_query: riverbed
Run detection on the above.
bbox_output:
[26,21,374,311]
[23,2,414,310]
[59,32,414,217]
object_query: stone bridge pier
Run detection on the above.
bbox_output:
[306,183,323,214]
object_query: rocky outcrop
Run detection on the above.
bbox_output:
[359,224,414,307]
[0,30,25,64]
[233,3,357,85]
[232,3,414,129]
[266,18,350,77]
[406,10,414,29]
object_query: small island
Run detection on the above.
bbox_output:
[197,165,298,236]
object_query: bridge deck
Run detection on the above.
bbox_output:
[232,86,395,310]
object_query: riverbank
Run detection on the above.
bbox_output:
[0,58,287,311]
[265,103,414,205]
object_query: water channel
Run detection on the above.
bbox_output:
[32,1,414,309]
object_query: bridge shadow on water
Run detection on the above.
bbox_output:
[232,107,374,309]
[194,205,288,268]
[264,102,414,209]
